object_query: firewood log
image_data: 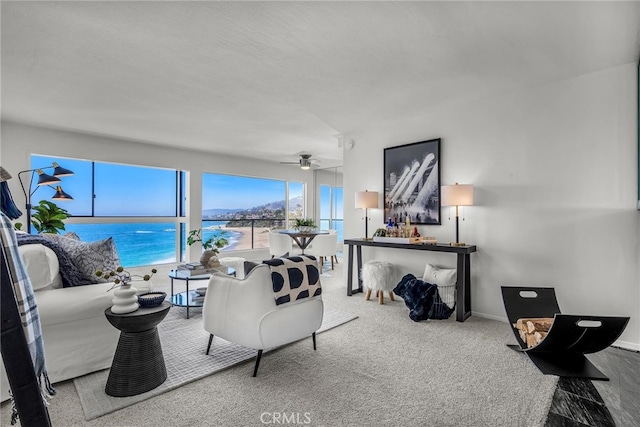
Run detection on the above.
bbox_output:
[515,318,554,332]
[525,318,553,334]
[525,333,537,348]
[518,329,527,343]
[534,331,548,345]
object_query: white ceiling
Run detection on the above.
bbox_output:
[2,1,639,168]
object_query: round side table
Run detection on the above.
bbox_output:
[104,301,171,397]
[168,267,235,319]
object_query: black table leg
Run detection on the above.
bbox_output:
[456,253,472,322]
[347,244,354,295]
[356,245,363,294]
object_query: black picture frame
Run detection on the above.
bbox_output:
[383,138,441,225]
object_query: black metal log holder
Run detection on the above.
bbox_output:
[501,286,630,381]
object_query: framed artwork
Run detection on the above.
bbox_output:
[383,138,441,225]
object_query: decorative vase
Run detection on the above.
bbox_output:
[200,250,217,266]
[111,284,139,314]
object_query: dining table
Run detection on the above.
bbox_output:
[278,229,329,254]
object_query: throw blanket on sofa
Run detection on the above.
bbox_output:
[1,213,55,425]
[263,255,322,305]
[16,234,94,288]
[393,273,454,321]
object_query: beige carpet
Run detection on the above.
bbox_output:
[1,260,558,426]
[74,307,357,420]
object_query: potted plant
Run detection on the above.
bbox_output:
[187,229,229,267]
[294,218,316,232]
[31,200,69,234]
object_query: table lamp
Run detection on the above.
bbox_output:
[441,183,473,246]
[355,190,378,240]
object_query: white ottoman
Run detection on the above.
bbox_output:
[219,256,246,279]
[361,261,397,305]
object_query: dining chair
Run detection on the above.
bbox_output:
[268,231,292,258]
[306,233,338,272]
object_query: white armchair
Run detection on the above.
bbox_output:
[202,261,324,376]
[306,232,338,272]
[268,231,292,258]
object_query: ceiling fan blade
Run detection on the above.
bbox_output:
[279,161,300,164]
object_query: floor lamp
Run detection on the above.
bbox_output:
[441,183,474,246]
[18,163,74,233]
[355,190,378,240]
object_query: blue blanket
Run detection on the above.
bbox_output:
[393,274,454,321]
[16,234,94,288]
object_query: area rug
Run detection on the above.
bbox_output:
[74,307,357,420]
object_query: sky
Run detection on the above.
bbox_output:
[30,155,308,215]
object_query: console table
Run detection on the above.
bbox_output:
[344,239,477,322]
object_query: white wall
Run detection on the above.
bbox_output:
[0,121,314,262]
[343,63,640,350]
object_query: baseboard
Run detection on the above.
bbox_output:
[471,312,640,352]
[471,311,508,323]
[612,341,640,352]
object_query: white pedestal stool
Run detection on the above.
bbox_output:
[361,261,397,304]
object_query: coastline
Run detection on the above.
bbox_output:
[222,226,270,251]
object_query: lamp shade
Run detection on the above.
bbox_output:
[35,169,61,186]
[441,183,474,206]
[355,191,379,209]
[51,186,73,201]
[52,162,74,177]
[0,167,12,182]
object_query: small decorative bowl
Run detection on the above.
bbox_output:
[138,292,167,308]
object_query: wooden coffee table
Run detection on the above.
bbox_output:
[104,302,171,397]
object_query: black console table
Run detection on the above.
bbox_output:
[344,239,477,322]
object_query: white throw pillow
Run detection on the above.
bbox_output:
[422,263,457,309]
[18,244,61,291]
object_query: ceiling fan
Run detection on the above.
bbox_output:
[280,154,320,170]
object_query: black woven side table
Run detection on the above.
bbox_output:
[104,301,171,397]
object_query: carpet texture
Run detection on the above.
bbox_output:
[74,307,358,420]
[1,261,558,426]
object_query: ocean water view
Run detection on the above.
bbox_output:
[64,221,241,267]
[63,220,343,267]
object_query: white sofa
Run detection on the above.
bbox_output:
[0,243,152,401]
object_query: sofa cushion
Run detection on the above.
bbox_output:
[18,244,63,291]
[35,280,153,326]
[51,236,121,283]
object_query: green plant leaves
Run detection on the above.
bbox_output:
[31,200,70,234]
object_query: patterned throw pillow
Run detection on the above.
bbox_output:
[50,236,121,283]
[42,231,81,243]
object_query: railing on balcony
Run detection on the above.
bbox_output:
[201,218,288,252]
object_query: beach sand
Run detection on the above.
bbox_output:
[222,226,270,251]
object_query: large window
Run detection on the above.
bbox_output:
[202,173,304,251]
[30,155,182,267]
[30,155,179,217]
[26,156,308,266]
[320,184,343,242]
